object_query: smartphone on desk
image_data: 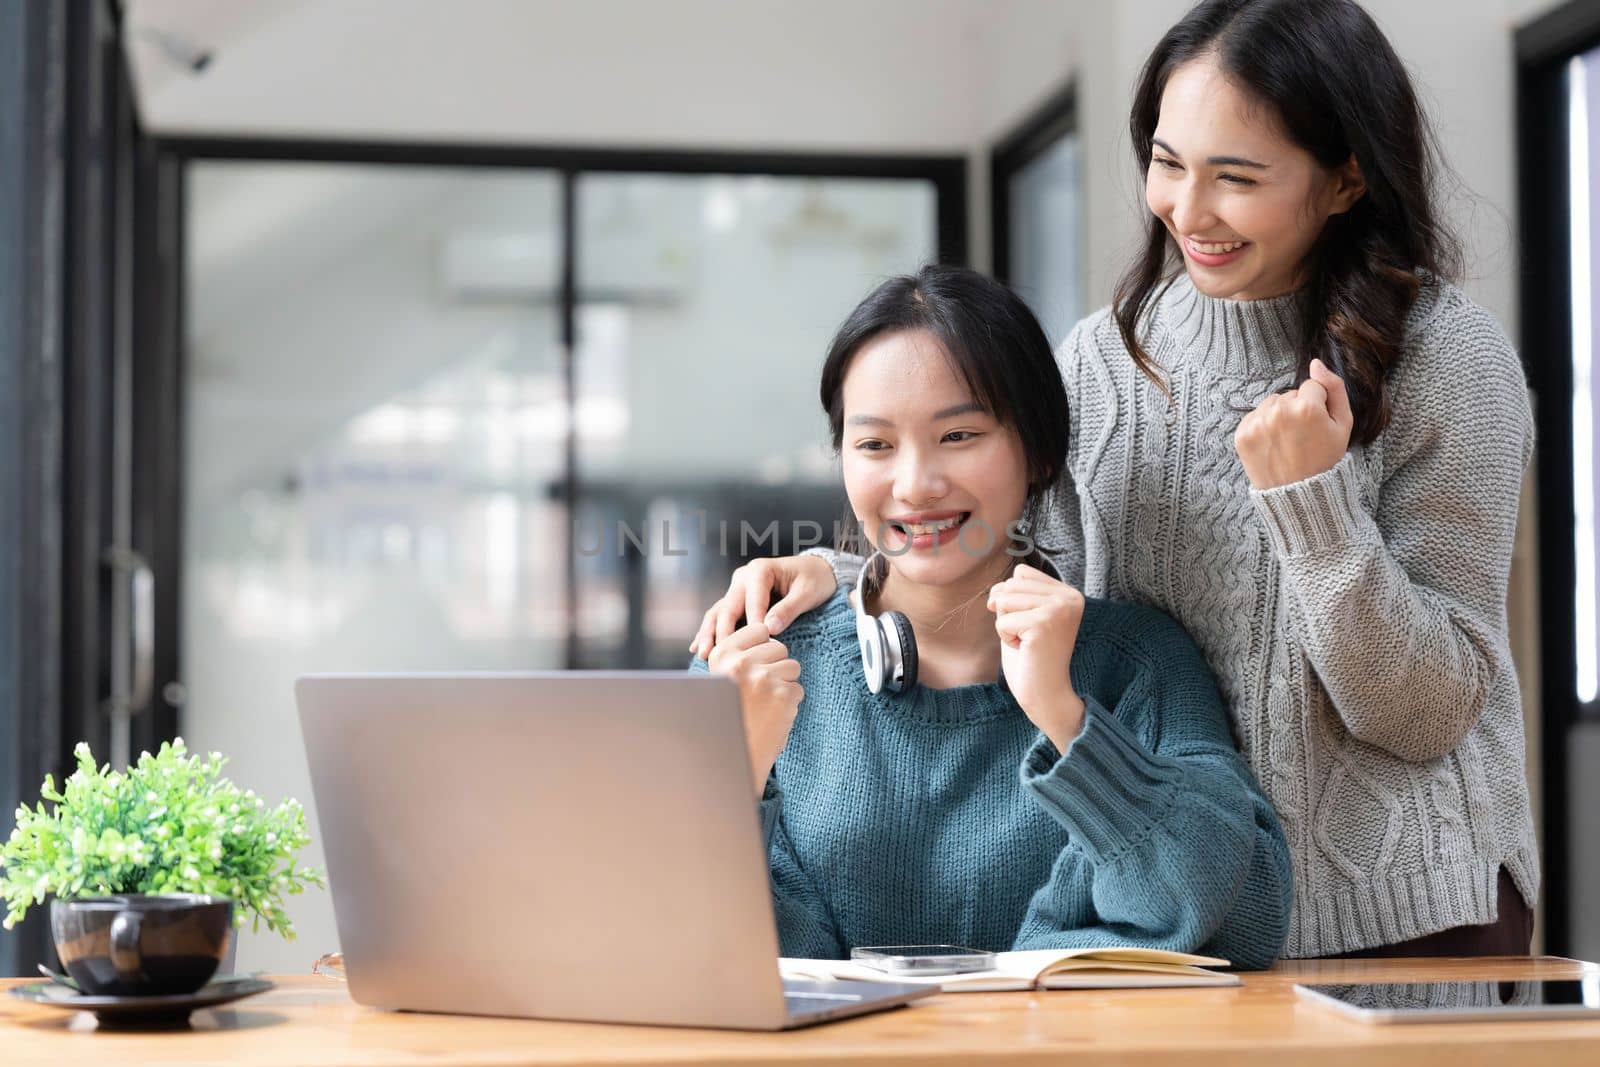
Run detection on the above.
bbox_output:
[850,945,996,976]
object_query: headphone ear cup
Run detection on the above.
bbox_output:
[881,610,918,692]
[856,613,889,694]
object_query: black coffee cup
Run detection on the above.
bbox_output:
[51,894,234,996]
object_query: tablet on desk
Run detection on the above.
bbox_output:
[1295,978,1600,1024]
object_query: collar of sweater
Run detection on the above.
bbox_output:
[1156,272,1302,379]
[812,587,1029,727]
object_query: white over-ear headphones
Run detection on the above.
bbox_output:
[849,548,1064,695]
[849,553,917,694]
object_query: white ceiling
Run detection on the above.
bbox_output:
[123,0,1080,152]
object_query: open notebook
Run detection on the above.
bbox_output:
[780,947,1241,992]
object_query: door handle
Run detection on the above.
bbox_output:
[103,546,154,716]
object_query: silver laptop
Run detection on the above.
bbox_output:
[294,671,933,1030]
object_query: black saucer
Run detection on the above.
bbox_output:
[9,976,274,1028]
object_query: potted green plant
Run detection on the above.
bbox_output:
[1,738,323,991]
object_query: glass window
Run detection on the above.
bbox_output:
[1571,47,1600,704]
[1007,131,1083,350]
[572,173,937,666]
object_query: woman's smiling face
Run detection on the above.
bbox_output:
[839,328,1027,588]
[1145,55,1364,301]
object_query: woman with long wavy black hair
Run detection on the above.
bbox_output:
[691,0,1537,959]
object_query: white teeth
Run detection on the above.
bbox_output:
[1191,239,1245,254]
[898,515,965,535]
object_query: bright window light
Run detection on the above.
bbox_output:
[1571,54,1597,704]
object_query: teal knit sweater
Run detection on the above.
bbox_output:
[691,588,1292,969]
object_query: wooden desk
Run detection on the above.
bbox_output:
[4,956,1598,1066]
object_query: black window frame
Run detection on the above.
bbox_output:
[1,0,145,977]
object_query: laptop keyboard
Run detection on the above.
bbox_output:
[782,978,868,1018]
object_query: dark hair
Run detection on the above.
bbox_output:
[1113,0,1462,445]
[819,264,1069,502]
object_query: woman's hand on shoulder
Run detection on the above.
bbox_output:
[706,623,804,795]
[988,563,1087,751]
[690,555,838,660]
[1234,358,1354,490]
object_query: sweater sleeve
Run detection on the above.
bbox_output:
[688,655,843,958]
[1011,624,1292,969]
[800,546,865,591]
[1248,302,1534,763]
[1011,604,1299,972]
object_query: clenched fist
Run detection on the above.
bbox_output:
[987,563,1087,751]
[1234,358,1354,490]
[706,623,804,795]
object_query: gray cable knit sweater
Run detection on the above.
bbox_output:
[811,272,1538,958]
